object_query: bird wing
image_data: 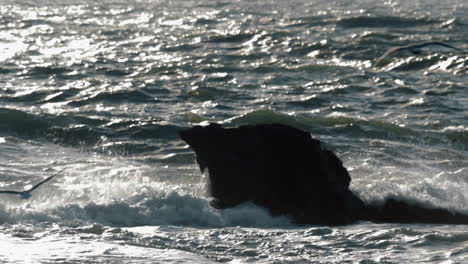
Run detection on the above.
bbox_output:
[413,41,463,51]
[0,170,61,197]
[373,41,464,67]
[25,174,57,193]
[0,190,23,195]
[373,47,403,67]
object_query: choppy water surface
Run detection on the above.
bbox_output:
[0,0,467,263]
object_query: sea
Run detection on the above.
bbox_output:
[0,0,467,263]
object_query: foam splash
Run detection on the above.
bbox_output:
[351,164,468,215]
[0,180,291,228]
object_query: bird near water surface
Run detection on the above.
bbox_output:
[373,41,465,67]
[0,170,60,199]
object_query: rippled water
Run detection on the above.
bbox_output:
[1,0,467,263]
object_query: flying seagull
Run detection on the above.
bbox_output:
[373,41,464,67]
[0,171,61,199]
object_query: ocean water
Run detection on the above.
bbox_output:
[0,0,467,263]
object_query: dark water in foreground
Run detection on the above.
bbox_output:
[0,0,467,263]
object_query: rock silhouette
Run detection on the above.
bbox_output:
[180,123,468,225]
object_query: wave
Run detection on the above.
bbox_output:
[1,108,466,227]
[2,173,467,227]
[68,90,156,107]
[220,109,468,151]
[20,65,73,79]
[205,32,256,44]
[372,51,466,73]
[0,107,182,154]
[223,109,413,139]
[0,107,51,137]
[380,55,450,72]
[1,106,466,158]
[0,187,291,228]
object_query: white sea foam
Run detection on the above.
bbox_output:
[350,159,468,214]
[441,125,468,132]
[1,178,291,228]
[0,232,217,264]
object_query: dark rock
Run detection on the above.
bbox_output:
[180,123,468,225]
[363,198,468,225]
[180,123,364,225]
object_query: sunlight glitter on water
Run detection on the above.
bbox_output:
[0,232,216,263]
[1,0,467,263]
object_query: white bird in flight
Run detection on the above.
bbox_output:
[373,41,464,67]
[0,171,61,199]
